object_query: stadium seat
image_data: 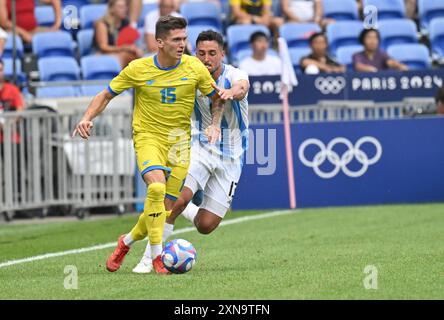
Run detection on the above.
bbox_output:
[336,45,364,70]
[3,34,24,58]
[429,17,444,57]
[138,3,158,27]
[32,31,75,58]
[186,25,219,54]
[418,0,444,29]
[80,4,107,29]
[36,86,78,98]
[322,0,359,21]
[180,2,221,30]
[38,56,81,81]
[80,85,107,96]
[288,47,312,71]
[387,43,431,70]
[61,0,89,10]
[378,19,418,50]
[363,0,405,19]
[35,5,56,27]
[2,58,26,83]
[326,21,364,56]
[77,29,95,56]
[279,23,322,49]
[226,24,270,59]
[80,55,120,80]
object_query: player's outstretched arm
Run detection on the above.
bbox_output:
[217,79,250,101]
[72,89,114,139]
[205,83,225,144]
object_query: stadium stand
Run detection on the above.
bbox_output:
[138,3,158,27]
[3,58,26,82]
[79,4,107,29]
[187,25,220,54]
[3,34,24,59]
[289,47,312,71]
[77,29,95,57]
[38,56,81,81]
[279,23,322,49]
[322,0,359,21]
[336,45,364,70]
[35,5,56,28]
[80,55,120,80]
[180,2,222,30]
[226,24,270,62]
[363,0,406,20]
[418,0,444,29]
[32,31,75,58]
[387,43,431,70]
[378,19,418,50]
[36,86,78,98]
[326,21,364,56]
[429,17,444,57]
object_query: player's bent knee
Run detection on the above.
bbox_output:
[195,216,221,235]
[147,182,166,200]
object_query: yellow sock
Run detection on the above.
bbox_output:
[144,182,166,246]
[130,213,147,241]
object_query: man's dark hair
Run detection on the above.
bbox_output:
[155,15,187,39]
[196,30,224,49]
[359,28,380,45]
[435,86,444,104]
[249,31,268,44]
[308,32,326,45]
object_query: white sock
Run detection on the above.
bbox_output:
[123,233,135,247]
[181,202,199,226]
[163,223,174,243]
[151,244,162,259]
[142,241,151,260]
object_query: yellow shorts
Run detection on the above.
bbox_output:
[134,132,190,200]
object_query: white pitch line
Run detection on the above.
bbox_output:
[0,209,297,269]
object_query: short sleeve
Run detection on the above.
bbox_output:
[11,86,24,109]
[195,59,216,97]
[144,11,157,35]
[108,61,137,96]
[232,68,249,84]
[0,27,7,40]
[352,52,364,65]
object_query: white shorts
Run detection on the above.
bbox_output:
[184,145,242,218]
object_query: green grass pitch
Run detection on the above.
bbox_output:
[0,204,443,299]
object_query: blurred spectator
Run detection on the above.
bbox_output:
[435,86,444,115]
[94,0,143,68]
[129,0,143,28]
[239,31,281,76]
[0,0,62,44]
[300,32,345,74]
[144,0,182,53]
[0,58,24,112]
[230,0,284,31]
[281,0,333,27]
[353,28,408,72]
[0,27,7,57]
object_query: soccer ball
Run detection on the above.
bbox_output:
[161,239,197,274]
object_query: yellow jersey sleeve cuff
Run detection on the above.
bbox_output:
[206,89,217,97]
[107,85,120,96]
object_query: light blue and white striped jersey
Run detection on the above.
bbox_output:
[192,63,249,160]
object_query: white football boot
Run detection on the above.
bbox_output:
[132,256,153,274]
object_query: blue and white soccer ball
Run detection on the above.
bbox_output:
[161,239,197,274]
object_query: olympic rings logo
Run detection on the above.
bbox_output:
[298,137,382,179]
[314,76,347,95]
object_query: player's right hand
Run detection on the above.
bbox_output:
[72,120,94,139]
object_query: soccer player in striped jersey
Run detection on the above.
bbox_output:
[133,30,250,273]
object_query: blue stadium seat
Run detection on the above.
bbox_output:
[38,57,81,81]
[80,85,107,96]
[80,4,107,29]
[323,0,359,21]
[378,19,418,50]
[32,31,75,58]
[336,45,364,70]
[418,0,444,29]
[35,5,56,27]
[363,0,405,19]
[77,29,95,56]
[326,21,364,56]
[226,24,270,59]
[180,2,222,30]
[429,17,444,57]
[279,23,322,49]
[3,58,26,83]
[61,0,89,10]
[3,34,24,59]
[289,47,312,71]
[186,25,219,54]
[36,86,78,98]
[387,43,431,70]
[80,55,120,80]
[138,3,158,27]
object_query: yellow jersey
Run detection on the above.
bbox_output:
[108,54,216,143]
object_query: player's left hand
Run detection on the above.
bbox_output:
[205,124,221,144]
[211,83,233,101]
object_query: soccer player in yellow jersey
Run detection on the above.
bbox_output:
[72,16,224,274]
